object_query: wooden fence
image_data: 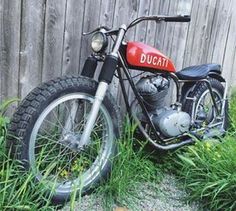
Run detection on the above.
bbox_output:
[0,0,236,110]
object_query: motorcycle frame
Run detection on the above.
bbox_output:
[115,51,227,148]
[82,51,227,150]
[81,19,228,150]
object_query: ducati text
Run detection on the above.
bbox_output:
[140,53,168,67]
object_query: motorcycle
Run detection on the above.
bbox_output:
[8,15,228,203]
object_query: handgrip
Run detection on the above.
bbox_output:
[164,15,191,22]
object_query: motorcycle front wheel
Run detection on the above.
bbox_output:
[8,76,120,204]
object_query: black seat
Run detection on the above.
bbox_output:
[176,64,221,80]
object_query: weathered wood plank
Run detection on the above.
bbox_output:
[185,0,211,66]
[222,0,236,89]
[182,0,200,67]
[154,0,171,50]
[161,0,181,103]
[207,0,232,65]
[169,0,192,70]
[160,0,181,69]
[135,0,151,43]
[61,0,86,75]
[42,0,67,81]
[113,0,139,39]
[99,0,116,55]
[98,0,117,97]
[126,0,151,103]
[145,0,160,47]
[166,0,192,103]
[19,0,45,98]
[199,0,217,64]
[79,0,102,72]
[0,0,21,105]
[99,0,116,27]
[113,0,139,110]
[229,48,236,90]
[1,0,236,111]
[19,0,45,99]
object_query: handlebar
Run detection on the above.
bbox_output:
[127,15,191,29]
[83,15,191,35]
[163,15,191,22]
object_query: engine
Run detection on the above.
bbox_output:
[136,75,191,138]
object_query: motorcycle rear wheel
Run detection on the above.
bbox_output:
[183,78,229,138]
[8,76,120,204]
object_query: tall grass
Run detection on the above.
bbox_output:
[0,100,57,210]
[0,156,56,210]
[174,139,236,210]
[97,120,162,210]
[1,93,236,210]
[167,94,236,210]
[229,91,236,129]
[0,102,161,210]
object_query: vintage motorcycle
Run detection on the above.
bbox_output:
[8,15,228,203]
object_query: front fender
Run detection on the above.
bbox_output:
[81,56,98,78]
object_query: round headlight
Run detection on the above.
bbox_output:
[91,32,108,53]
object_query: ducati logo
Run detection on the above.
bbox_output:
[140,53,169,67]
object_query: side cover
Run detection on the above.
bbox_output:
[126,42,176,72]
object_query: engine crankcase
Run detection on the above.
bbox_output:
[152,109,191,137]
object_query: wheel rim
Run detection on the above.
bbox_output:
[29,93,114,194]
[194,88,222,126]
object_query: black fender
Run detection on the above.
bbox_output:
[181,71,225,106]
[181,82,196,105]
[208,72,225,82]
[81,56,98,78]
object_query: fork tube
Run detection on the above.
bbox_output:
[78,25,127,148]
[111,24,127,55]
[78,82,108,148]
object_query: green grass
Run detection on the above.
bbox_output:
[165,94,236,211]
[0,100,57,210]
[0,93,236,210]
[97,120,162,210]
[171,138,236,210]
[0,102,161,210]
[229,91,236,129]
[0,155,56,210]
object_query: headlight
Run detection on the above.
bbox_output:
[91,32,108,53]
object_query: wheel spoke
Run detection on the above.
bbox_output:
[29,93,113,194]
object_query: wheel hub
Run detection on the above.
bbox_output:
[59,133,90,151]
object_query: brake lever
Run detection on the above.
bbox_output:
[82,27,101,36]
[82,26,112,36]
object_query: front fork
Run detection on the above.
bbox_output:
[78,24,127,148]
[78,82,109,148]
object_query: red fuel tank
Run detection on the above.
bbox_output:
[126,42,176,72]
